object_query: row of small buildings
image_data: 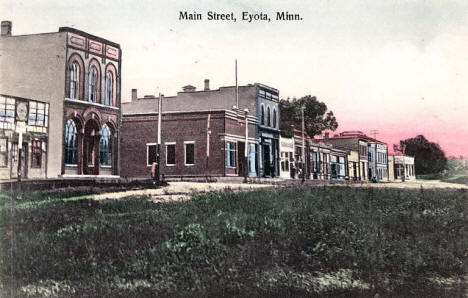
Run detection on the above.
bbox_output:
[0,22,415,182]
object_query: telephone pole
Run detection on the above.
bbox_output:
[156,93,162,183]
[301,106,305,183]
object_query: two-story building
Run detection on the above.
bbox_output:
[121,82,279,179]
[315,131,371,181]
[0,21,122,180]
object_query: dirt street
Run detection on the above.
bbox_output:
[93,181,277,202]
[91,179,467,203]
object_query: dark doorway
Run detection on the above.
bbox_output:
[237,141,246,177]
[263,144,271,177]
[11,142,28,179]
[83,120,99,175]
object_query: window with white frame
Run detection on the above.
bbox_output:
[99,125,112,167]
[0,96,15,130]
[166,143,176,166]
[88,66,97,102]
[146,143,157,166]
[184,141,195,165]
[31,140,42,168]
[0,138,7,167]
[226,141,236,168]
[105,71,113,106]
[64,119,78,165]
[28,101,49,127]
[70,62,80,99]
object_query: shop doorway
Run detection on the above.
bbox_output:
[83,120,99,175]
[11,142,28,179]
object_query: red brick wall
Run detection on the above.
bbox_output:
[120,115,158,178]
[121,111,234,178]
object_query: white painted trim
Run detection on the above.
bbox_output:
[165,142,176,166]
[184,141,195,166]
[225,140,237,169]
[146,143,157,166]
[65,98,120,110]
[223,133,258,143]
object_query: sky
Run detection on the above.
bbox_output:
[2,0,468,157]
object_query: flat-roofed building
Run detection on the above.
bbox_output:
[121,82,279,178]
[0,21,122,180]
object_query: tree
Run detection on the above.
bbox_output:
[400,135,447,175]
[279,95,338,138]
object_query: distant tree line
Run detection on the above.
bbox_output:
[400,135,447,175]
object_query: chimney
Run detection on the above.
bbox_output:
[131,88,138,101]
[182,85,196,92]
[324,132,329,139]
[1,21,12,36]
[204,79,210,91]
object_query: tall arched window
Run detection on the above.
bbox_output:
[105,71,113,106]
[88,66,97,102]
[273,108,277,128]
[69,63,80,99]
[64,120,77,165]
[99,125,111,166]
[267,106,271,127]
[261,105,265,125]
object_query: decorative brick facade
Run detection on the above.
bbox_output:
[0,23,121,179]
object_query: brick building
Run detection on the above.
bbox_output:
[0,22,121,179]
[122,82,279,178]
[121,108,256,178]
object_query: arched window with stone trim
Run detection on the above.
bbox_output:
[69,62,80,99]
[267,106,271,127]
[88,66,98,102]
[261,104,265,125]
[64,119,78,165]
[99,124,111,167]
[105,71,113,106]
[273,108,277,128]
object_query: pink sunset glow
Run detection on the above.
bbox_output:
[332,111,468,157]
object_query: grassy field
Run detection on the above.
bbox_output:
[1,187,467,297]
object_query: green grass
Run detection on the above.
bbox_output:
[1,187,467,297]
[441,175,468,186]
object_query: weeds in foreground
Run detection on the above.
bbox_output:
[0,187,466,297]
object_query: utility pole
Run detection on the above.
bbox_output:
[156,93,162,183]
[301,106,305,183]
[370,129,379,140]
[235,59,239,109]
[244,108,249,183]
